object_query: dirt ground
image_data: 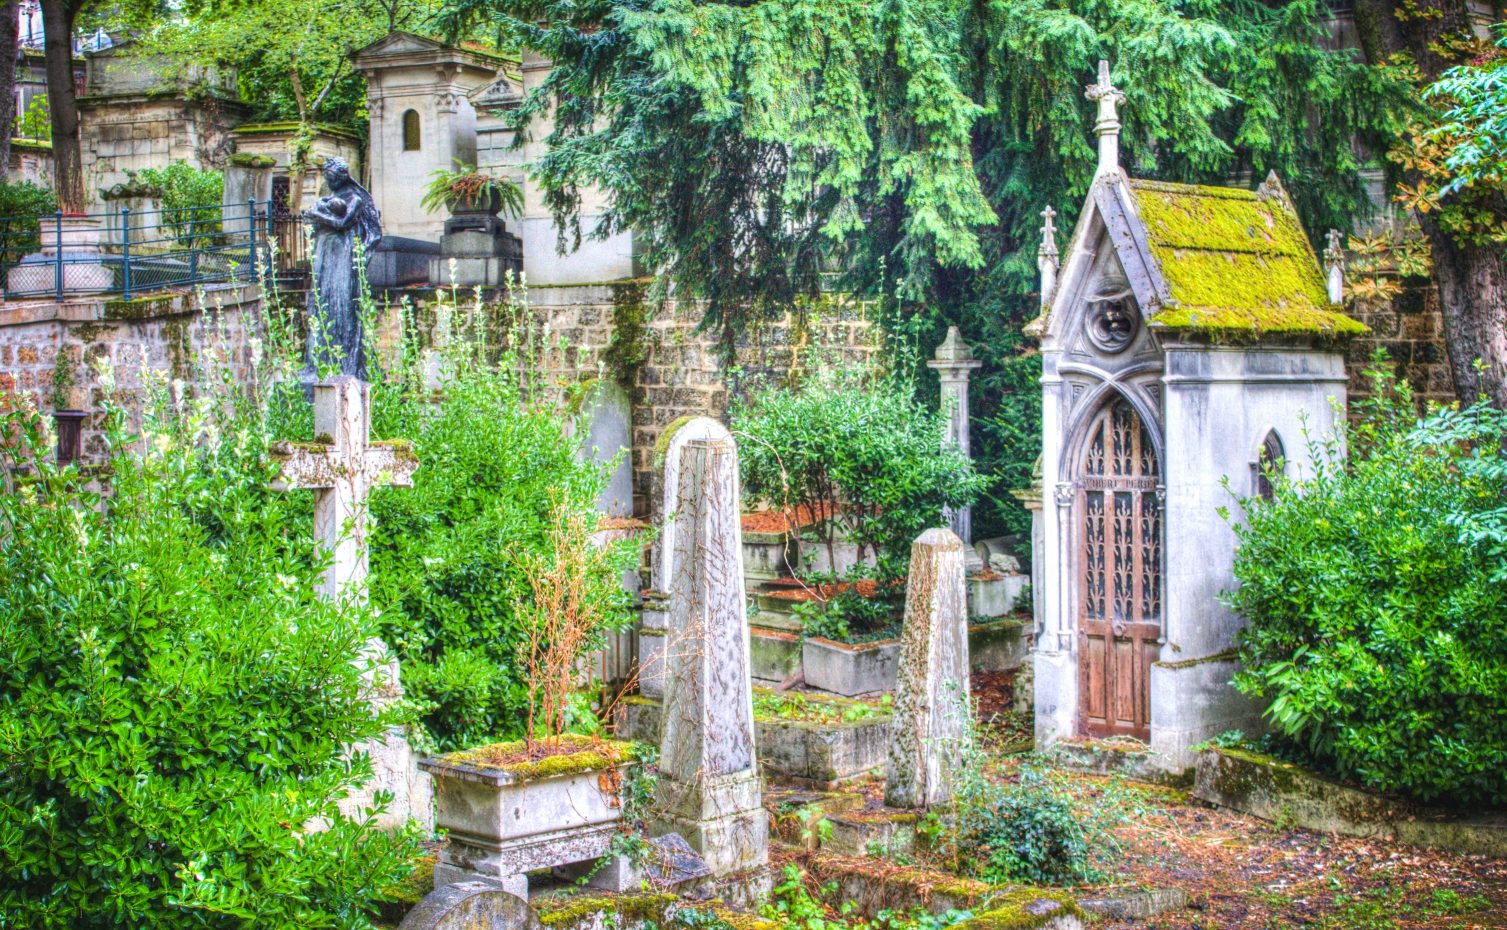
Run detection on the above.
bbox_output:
[969,672,1507,930]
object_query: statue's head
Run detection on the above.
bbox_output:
[323,157,351,188]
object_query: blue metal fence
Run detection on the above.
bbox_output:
[0,199,276,302]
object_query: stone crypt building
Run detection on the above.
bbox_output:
[1026,64,1365,772]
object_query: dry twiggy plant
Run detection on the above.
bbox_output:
[516,494,628,754]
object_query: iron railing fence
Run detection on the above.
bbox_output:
[0,199,279,302]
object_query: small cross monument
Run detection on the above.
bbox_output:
[271,375,430,829]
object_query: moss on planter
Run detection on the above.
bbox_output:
[437,734,639,782]
[535,892,676,927]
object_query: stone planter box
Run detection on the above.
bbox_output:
[968,618,1027,672]
[1194,746,1507,857]
[803,637,900,697]
[421,737,640,897]
[966,571,1028,619]
[618,691,893,786]
[743,528,797,584]
[751,629,802,684]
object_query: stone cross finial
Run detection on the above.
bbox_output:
[1324,228,1346,306]
[655,423,769,877]
[885,528,970,809]
[1085,60,1124,178]
[271,376,418,601]
[927,329,983,570]
[1038,205,1060,308]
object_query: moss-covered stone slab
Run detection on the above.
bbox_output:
[1077,886,1187,920]
[1193,747,1507,857]
[946,890,1083,930]
[968,618,1026,672]
[766,788,865,850]
[750,629,802,684]
[1046,739,1193,789]
[808,853,996,916]
[823,808,919,857]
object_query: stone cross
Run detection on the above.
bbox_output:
[885,528,970,809]
[270,375,430,830]
[927,328,983,573]
[654,418,769,876]
[271,376,418,600]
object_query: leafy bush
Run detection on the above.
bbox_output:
[0,384,417,928]
[1226,365,1507,804]
[365,293,636,752]
[733,367,987,585]
[133,161,225,242]
[14,93,49,140]
[952,765,1095,885]
[0,178,57,266]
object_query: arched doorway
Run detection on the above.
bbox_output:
[1075,394,1161,739]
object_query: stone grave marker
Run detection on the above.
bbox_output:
[885,528,970,809]
[641,415,728,696]
[654,419,770,876]
[271,375,432,829]
[397,880,539,930]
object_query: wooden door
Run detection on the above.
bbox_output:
[1076,397,1161,739]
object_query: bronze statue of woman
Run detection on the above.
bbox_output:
[303,157,382,380]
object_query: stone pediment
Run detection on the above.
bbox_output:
[353,31,506,73]
[471,71,523,110]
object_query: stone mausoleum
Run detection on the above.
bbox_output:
[1026,64,1365,772]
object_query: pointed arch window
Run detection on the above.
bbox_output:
[402,109,421,151]
[1253,430,1285,500]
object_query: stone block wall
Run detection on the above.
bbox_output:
[399,280,880,515]
[0,285,261,460]
[1344,281,1455,408]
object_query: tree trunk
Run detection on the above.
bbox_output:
[40,0,82,212]
[1357,0,1507,406]
[0,2,20,180]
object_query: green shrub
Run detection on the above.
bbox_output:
[0,386,417,928]
[733,367,987,586]
[0,178,57,267]
[1226,365,1507,804]
[366,293,637,752]
[133,161,225,243]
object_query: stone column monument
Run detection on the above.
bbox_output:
[885,528,970,809]
[654,418,769,877]
[927,327,983,573]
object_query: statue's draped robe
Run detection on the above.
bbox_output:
[304,184,381,379]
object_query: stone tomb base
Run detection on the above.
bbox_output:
[653,770,770,877]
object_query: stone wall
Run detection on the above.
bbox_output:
[400,281,881,516]
[0,284,261,459]
[1344,281,1455,407]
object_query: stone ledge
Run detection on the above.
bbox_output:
[1192,746,1507,857]
[0,283,260,329]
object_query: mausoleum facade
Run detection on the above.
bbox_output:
[1026,64,1364,771]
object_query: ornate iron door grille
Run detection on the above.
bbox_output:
[1076,397,1162,739]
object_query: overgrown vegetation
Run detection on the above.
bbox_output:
[0,363,418,928]
[131,162,226,244]
[733,364,986,584]
[0,178,58,266]
[1226,360,1507,804]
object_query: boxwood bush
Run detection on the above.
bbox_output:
[1226,366,1507,804]
[0,389,417,928]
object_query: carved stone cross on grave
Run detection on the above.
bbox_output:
[271,376,417,601]
[270,375,430,830]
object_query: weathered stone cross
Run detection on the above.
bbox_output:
[270,375,430,830]
[271,376,417,601]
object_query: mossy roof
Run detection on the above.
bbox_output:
[1127,179,1364,338]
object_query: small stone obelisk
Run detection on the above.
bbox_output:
[654,420,769,875]
[885,528,971,809]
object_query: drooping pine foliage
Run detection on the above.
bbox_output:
[439,0,1409,533]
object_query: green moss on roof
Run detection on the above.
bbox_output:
[1128,179,1365,339]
